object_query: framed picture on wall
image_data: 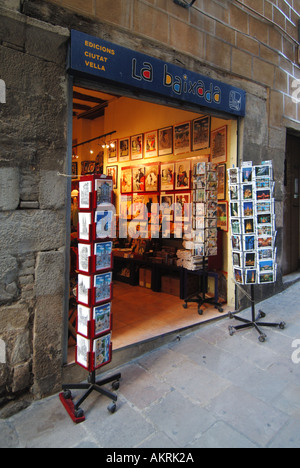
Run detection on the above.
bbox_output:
[145,163,159,192]
[131,134,143,160]
[174,122,191,156]
[119,137,130,162]
[160,162,175,191]
[144,130,158,158]
[192,116,210,151]
[158,126,173,156]
[132,166,146,192]
[211,126,227,164]
[217,201,228,232]
[217,163,226,200]
[175,160,190,190]
[106,165,118,189]
[121,167,133,194]
[107,140,118,163]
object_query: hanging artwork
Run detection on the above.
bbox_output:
[192,116,210,151]
[211,126,227,164]
[174,122,191,155]
[144,130,158,158]
[131,134,143,160]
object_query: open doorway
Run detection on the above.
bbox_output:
[67,83,238,363]
[282,132,300,275]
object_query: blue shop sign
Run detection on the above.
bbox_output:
[69,30,246,117]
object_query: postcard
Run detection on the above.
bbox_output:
[195,216,205,230]
[194,162,206,175]
[258,248,274,260]
[259,272,275,284]
[243,184,254,200]
[194,243,205,256]
[78,243,91,272]
[229,185,240,201]
[77,304,91,337]
[206,218,217,229]
[94,272,112,303]
[258,225,272,237]
[95,210,113,239]
[231,219,241,235]
[256,201,272,214]
[194,174,206,189]
[259,259,274,271]
[255,177,271,189]
[244,235,256,251]
[244,251,256,268]
[228,168,239,185]
[245,269,257,284]
[256,188,271,201]
[194,230,205,243]
[255,165,271,178]
[232,235,242,251]
[78,212,92,241]
[243,218,255,234]
[95,179,113,206]
[195,189,206,203]
[94,242,112,272]
[257,213,272,225]
[243,201,254,217]
[234,268,244,284]
[93,333,111,368]
[93,303,112,336]
[230,202,240,218]
[76,335,89,368]
[79,180,92,209]
[195,203,205,216]
[242,167,253,183]
[258,236,273,248]
[233,251,243,268]
[78,274,91,305]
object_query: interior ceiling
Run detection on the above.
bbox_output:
[73,86,117,120]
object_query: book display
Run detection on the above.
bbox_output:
[60,175,121,423]
[227,162,286,342]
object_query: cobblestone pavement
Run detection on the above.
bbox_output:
[1,282,300,448]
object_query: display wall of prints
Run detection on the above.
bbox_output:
[104,117,218,163]
[228,161,277,286]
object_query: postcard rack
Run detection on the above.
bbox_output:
[181,161,223,314]
[60,175,121,423]
[227,161,286,342]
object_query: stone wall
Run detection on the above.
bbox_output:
[0,5,70,409]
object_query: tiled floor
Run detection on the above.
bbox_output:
[112,281,229,349]
[67,281,230,362]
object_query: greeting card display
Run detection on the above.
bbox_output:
[228,162,277,285]
[76,175,114,371]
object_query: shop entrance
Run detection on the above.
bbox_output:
[67,83,237,363]
[283,132,300,275]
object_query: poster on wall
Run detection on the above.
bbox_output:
[132,166,146,192]
[158,126,173,156]
[119,138,130,162]
[174,122,191,156]
[192,116,210,151]
[106,165,118,189]
[121,167,133,193]
[175,160,190,190]
[145,164,159,192]
[211,126,227,164]
[160,163,174,191]
[144,130,158,158]
[107,140,118,163]
[131,134,143,160]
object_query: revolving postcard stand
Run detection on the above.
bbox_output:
[182,161,224,314]
[60,175,121,424]
[227,162,286,342]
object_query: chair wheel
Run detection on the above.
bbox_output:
[229,313,234,320]
[218,307,223,313]
[198,308,203,315]
[279,322,286,330]
[183,303,188,309]
[108,402,117,414]
[258,310,266,318]
[228,326,235,336]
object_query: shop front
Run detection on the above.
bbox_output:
[65,30,246,369]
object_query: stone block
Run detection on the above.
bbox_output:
[253,58,275,86]
[35,250,65,297]
[39,170,67,210]
[0,254,19,304]
[231,48,252,79]
[12,362,31,393]
[0,168,20,211]
[229,4,249,34]
[205,35,231,71]
[95,0,132,30]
